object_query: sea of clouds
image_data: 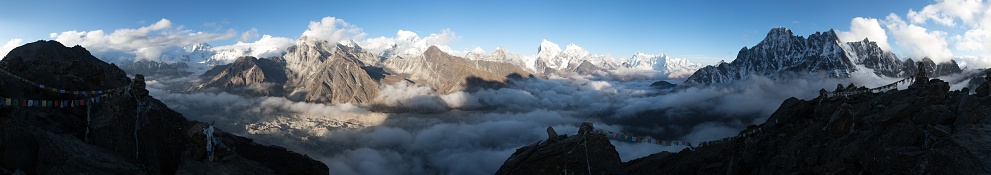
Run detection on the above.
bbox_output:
[143,71,908,175]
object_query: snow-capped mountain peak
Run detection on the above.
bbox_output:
[622,52,703,79]
[563,43,590,58]
[537,39,562,59]
[183,43,212,53]
[338,39,358,48]
[470,47,486,55]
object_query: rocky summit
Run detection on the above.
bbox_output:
[499,76,991,174]
[496,122,624,175]
[0,40,328,175]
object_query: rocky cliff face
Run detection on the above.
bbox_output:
[623,78,991,174]
[282,38,380,104]
[685,27,963,85]
[902,57,963,78]
[199,56,288,96]
[383,46,532,93]
[686,28,856,85]
[844,38,904,77]
[0,40,328,175]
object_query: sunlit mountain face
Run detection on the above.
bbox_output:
[3,1,991,174]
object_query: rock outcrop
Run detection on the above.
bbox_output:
[624,78,991,174]
[0,40,328,174]
[496,122,623,175]
[382,46,532,94]
[282,38,381,104]
[199,56,288,96]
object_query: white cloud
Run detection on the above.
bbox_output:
[906,0,985,27]
[838,17,891,51]
[300,17,366,43]
[50,18,235,61]
[210,34,294,63]
[884,13,954,63]
[0,38,22,59]
[359,29,460,57]
[239,28,259,42]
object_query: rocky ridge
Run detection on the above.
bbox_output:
[280,38,381,104]
[685,27,962,85]
[199,56,288,96]
[382,46,532,93]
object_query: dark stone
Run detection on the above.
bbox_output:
[649,80,676,89]
[496,122,623,175]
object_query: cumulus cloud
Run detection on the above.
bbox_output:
[868,0,991,67]
[300,17,366,43]
[884,13,954,63]
[239,28,259,42]
[906,0,985,27]
[0,38,22,59]
[838,17,891,51]
[359,29,460,57]
[50,18,235,61]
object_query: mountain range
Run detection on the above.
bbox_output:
[684,27,962,85]
[68,27,974,106]
[85,37,704,81]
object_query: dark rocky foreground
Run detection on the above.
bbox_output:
[499,76,991,174]
[496,123,623,175]
[0,40,328,175]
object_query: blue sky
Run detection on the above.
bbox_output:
[0,0,971,66]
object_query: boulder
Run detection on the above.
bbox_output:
[496,122,623,175]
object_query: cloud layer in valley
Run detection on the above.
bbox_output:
[145,68,903,175]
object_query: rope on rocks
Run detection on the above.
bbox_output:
[582,134,591,175]
[827,76,914,98]
[85,105,90,142]
[0,68,129,96]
